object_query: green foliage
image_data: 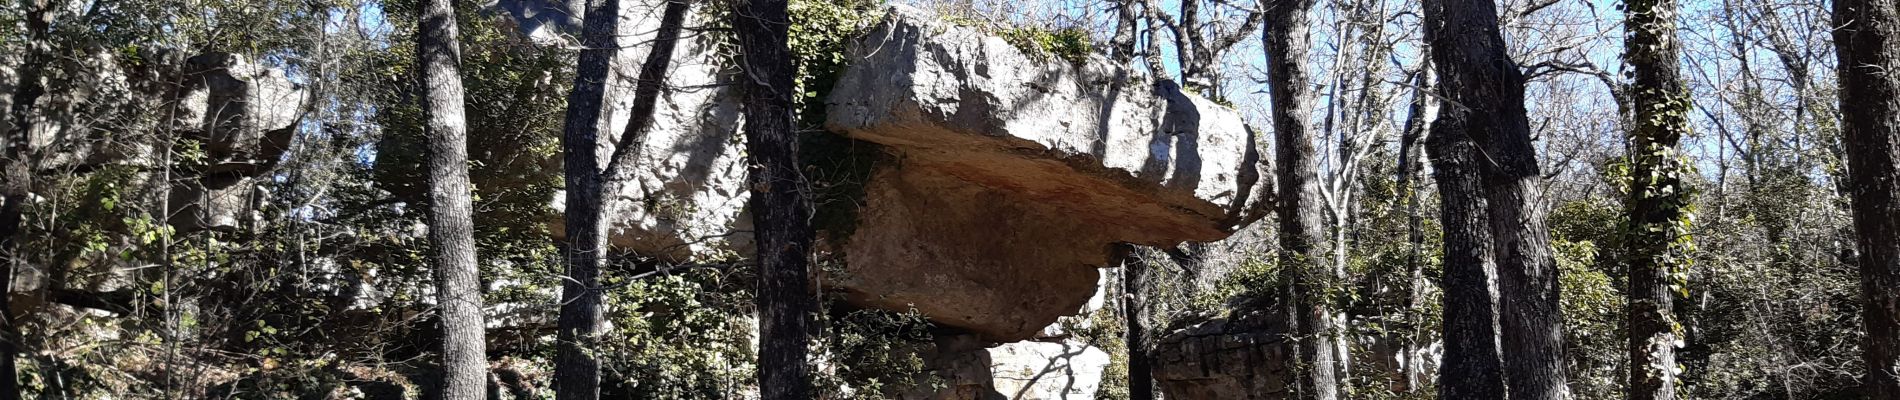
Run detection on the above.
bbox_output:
[1066,301,1129,400]
[786,0,884,243]
[813,307,941,399]
[997,26,1094,65]
[1557,238,1628,398]
[1548,199,1630,397]
[600,268,759,398]
[1681,179,1863,398]
[788,0,880,127]
[1194,256,1281,314]
[938,13,1094,65]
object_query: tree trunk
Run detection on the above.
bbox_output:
[1176,0,1208,91]
[1393,68,1431,393]
[1119,246,1155,400]
[555,0,621,396]
[1139,2,1171,80]
[1427,115,1507,400]
[417,1,488,399]
[732,0,815,397]
[1109,0,1140,64]
[601,0,692,189]
[1423,0,1571,397]
[1622,0,1693,396]
[1834,0,1900,395]
[0,3,53,398]
[1263,0,1337,397]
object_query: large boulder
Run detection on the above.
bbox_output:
[515,0,1270,347]
[167,52,307,232]
[0,50,304,297]
[1,49,304,233]
[989,339,1113,399]
[823,6,1268,341]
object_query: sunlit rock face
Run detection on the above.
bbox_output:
[823,6,1268,341]
[4,50,306,233]
[589,0,751,261]
[927,334,1116,400]
[166,52,307,233]
[511,0,1269,343]
[988,339,1113,399]
[536,0,753,261]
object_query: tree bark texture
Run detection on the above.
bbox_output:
[1422,0,1571,397]
[417,1,488,398]
[555,0,620,396]
[1427,116,1508,400]
[1623,0,1694,396]
[1834,0,1900,395]
[732,0,816,397]
[1109,0,1141,64]
[1263,0,1337,397]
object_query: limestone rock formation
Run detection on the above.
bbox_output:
[881,331,1112,400]
[0,49,304,298]
[539,0,752,261]
[167,52,307,232]
[2,50,305,233]
[989,339,1113,399]
[823,6,1268,341]
[1151,306,1292,399]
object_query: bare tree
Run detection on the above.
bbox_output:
[1140,0,1263,95]
[1392,68,1433,394]
[1263,0,1337,396]
[416,0,487,398]
[552,0,695,397]
[731,0,815,397]
[1108,0,1142,64]
[1622,0,1694,396]
[1833,0,1900,396]
[1423,0,1571,397]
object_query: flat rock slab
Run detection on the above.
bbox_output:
[825,6,1265,341]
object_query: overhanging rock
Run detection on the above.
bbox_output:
[824,6,1268,341]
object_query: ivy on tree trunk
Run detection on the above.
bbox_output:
[1623,0,1696,396]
